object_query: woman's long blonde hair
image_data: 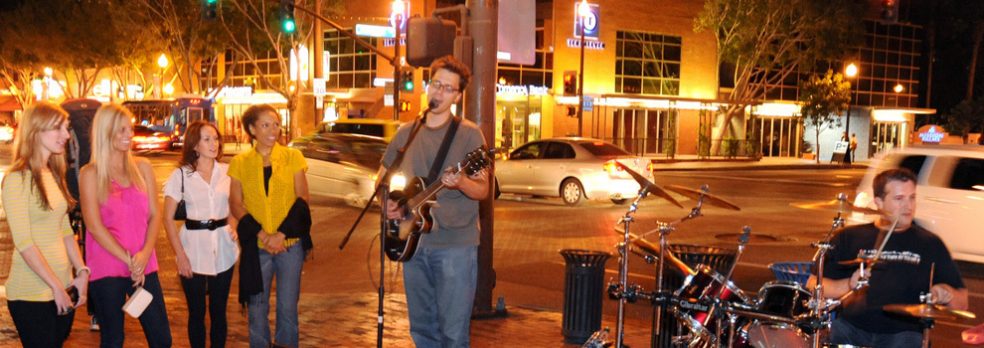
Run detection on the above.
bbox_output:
[90,103,145,202]
[6,101,75,211]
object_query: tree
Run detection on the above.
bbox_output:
[218,0,336,139]
[945,96,984,144]
[799,69,851,163]
[694,0,864,155]
[132,0,228,96]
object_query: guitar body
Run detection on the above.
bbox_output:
[383,147,492,262]
[385,177,434,262]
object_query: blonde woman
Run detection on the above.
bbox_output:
[2,101,89,347]
[79,103,171,347]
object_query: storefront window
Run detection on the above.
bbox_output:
[324,29,378,89]
[496,100,542,151]
[615,31,682,96]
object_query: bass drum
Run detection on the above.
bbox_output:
[734,321,810,348]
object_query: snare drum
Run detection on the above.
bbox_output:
[673,265,750,343]
[756,281,811,319]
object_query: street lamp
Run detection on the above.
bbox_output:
[843,62,858,165]
[576,0,590,137]
[157,53,169,99]
[893,83,904,94]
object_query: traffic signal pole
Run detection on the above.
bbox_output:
[464,0,501,318]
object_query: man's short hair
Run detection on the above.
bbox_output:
[873,168,917,199]
[429,55,471,91]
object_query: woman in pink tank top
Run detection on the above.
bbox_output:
[79,104,171,347]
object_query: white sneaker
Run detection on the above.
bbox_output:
[90,316,100,331]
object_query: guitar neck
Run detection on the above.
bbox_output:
[407,169,461,210]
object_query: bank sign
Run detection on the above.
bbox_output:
[573,2,600,39]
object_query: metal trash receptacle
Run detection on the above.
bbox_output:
[652,244,737,348]
[560,249,611,344]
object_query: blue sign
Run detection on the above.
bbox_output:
[356,24,395,38]
[573,2,600,39]
[583,95,594,112]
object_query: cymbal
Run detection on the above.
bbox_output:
[883,303,976,320]
[612,161,684,209]
[664,185,741,211]
[790,199,882,216]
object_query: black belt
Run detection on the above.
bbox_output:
[185,218,228,231]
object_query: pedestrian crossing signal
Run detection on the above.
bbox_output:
[563,71,577,95]
[399,100,411,112]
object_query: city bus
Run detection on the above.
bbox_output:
[122,96,215,148]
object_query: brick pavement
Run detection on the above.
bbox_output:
[0,288,653,347]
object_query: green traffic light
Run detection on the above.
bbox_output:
[403,81,413,91]
[283,19,296,33]
[206,0,217,3]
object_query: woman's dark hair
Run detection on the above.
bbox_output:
[180,121,223,172]
[240,104,280,141]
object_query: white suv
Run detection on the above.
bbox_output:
[853,145,984,263]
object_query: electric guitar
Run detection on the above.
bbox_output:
[384,146,493,262]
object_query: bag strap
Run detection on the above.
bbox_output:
[180,167,185,198]
[426,116,461,185]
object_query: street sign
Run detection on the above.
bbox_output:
[583,95,594,112]
[312,78,327,97]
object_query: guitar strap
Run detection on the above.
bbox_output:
[426,116,462,185]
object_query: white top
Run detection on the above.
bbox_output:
[163,162,240,275]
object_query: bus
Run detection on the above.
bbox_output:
[122,96,215,148]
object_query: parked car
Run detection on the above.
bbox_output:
[289,133,389,207]
[131,125,174,152]
[852,145,984,263]
[494,138,653,206]
[319,118,401,142]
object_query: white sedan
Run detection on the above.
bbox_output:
[495,138,653,206]
[289,133,388,207]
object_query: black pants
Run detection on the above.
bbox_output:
[89,272,172,348]
[7,299,75,347]
[180,267,235,348]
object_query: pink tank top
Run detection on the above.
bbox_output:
[86,180,159,281]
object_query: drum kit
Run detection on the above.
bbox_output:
[584,164,976,348]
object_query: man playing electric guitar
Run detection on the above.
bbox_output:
[378,56,489,347]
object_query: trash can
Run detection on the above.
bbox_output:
[560,249,611,344]
[652,244,737,348]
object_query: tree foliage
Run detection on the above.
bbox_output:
[0,0,151,102]
[799,69,851,162]
[945,96,984,143]
[694,0,864,154]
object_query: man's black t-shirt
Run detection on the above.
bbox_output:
[819,223,964,333]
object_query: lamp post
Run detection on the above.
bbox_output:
[844,62,858,165]
[157,54,169,99]
[576,0,590,137]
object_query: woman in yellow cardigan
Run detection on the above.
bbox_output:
[2,102,89,347]
[228,104,309,348]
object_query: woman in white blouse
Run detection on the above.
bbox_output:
[163,121,240,348]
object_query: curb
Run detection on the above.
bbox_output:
[652,163,869,172]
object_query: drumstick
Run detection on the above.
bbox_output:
[630,233,695,276]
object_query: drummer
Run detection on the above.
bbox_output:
[807,168,968,347]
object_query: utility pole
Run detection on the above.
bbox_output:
[465,0,500,317]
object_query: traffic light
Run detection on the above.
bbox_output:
[563,71,577,95]
[567,105,577,117]
[406,17,457,68]
[280,0,296,34]
[401,68,414,92]
[203,0,218,20]
[399,100,411,112]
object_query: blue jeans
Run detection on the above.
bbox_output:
[248,243,304,348]
[403,245,477,348]
[830,317,922,348]
[89,272,172,348]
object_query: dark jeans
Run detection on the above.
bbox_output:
[830,317,922,348]
[180,267,234,348]
[7,299,75,347]
[89,272,172,348]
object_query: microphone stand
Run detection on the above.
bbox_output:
[338,106,430,348]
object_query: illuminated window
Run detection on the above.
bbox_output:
[324,29,378,88]
[615,31,681,96]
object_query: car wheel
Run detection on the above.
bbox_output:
[611,198,628,205]
[560,178,584,206]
